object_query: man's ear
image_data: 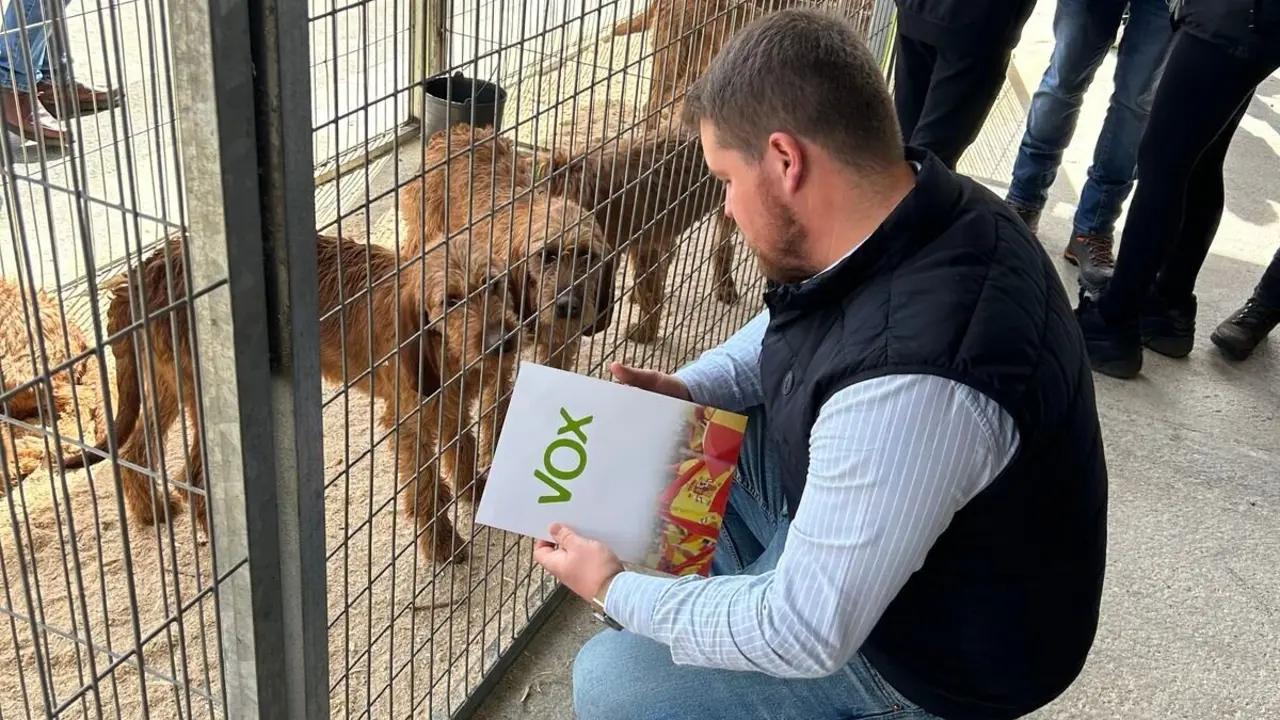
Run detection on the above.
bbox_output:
[768,131,805,196]
[399,300,442,398]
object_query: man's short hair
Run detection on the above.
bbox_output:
[680,8,903,173]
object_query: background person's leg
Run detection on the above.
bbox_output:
[1093,33,1268,322]
[0,0,48,91]
[1141,94,1251,358]
[892,33,935,148]
[1254,249,1280,309]
[1007,0,1126,231]
[32,0,120,119]
[904,44,1013,169]
[1150,101,1245,301]
[0,0,67,146]
[1210,248,1280,361]
[1077,31,1276,377]
[1067,0,1173,289]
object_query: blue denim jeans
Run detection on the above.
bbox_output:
[570,407,938,720]
[1007,0,1173,236]
[0,0,69,92]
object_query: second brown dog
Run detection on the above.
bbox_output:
[536,121,741,344]
[400,124,616,373]
[84,231,520,564]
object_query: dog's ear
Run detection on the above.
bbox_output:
[398,300,443,398]
[506,259,538,323]
[585,253,616,336]
[535,148,577,194]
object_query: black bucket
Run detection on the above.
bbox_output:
[422,72,508,140]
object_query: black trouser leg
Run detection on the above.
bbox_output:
[1253,247,1280,308]
[893,33,935,146]
[1097,31,1280,322]
[1149,94,1252,305]
[892,33,1012,169]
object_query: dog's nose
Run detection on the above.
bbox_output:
[555,295,582,318]
[485,329,519,355]
[500,333,519,354]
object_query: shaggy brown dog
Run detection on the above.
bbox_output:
[86,231,520,563]
[535,121,740,343]
[399,124,616,377]
[614,0,770,133]
[0,276,104,484]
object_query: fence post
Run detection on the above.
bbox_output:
[168,0,329,716]
[409,0,446,124]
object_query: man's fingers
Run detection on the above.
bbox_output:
[550,522,577,547]
[609,362,650,388]
[609,361,635,384]
[532,540,563,572]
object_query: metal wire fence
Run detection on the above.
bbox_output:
[0,0,898,716]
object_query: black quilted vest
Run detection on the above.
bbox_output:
[759,147,1108,720]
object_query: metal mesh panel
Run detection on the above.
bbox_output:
[1,0,900,716]
[0,0,226,716]
[309,0,898,715]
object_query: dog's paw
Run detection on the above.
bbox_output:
[423,526,471,565]
[448,542,472,565]
[134,490,185,526]
[626,320,659,344]
[716,281,740,305]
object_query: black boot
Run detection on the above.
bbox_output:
[1004,199,1041,235]
[1065,233,1116,292]
[1076,292,1142,379]
[1141,292,1196,359]
[1209,297,1280,361]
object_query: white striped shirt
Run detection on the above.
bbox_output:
[603,307,1021,678]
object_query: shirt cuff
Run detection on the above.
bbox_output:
[672,362,726,408]
[602,570,675,638]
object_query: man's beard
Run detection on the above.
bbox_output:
[752,188,811,286]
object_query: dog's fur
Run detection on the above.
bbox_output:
[86,231,520,563]
[536,122,740,343]
[399,124,616,375]
[0,276,105,484]
[614,0,772,132]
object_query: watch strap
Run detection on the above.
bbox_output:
[590,584,623,631]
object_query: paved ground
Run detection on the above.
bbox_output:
[473,4,1280,719]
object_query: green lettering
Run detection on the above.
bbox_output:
[535,469,572,503]
[543,438,587,480]
[533,407,592,504]
[557,408,593,443]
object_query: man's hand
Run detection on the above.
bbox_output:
[610,361,691,401]
[533,523,625,604]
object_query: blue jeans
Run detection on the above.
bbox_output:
[1007,0,1173,236]
[571,407,938,720]
[0,0,69,92]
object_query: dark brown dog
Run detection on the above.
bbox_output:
[86,231,520,563]
[535,122,740,344]
[398,124,616,464]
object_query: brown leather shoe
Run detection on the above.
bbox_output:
[1,88,71,149]
[35,80,122,119]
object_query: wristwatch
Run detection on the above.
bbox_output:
[590,581,624,631]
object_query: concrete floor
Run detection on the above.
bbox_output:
[472,4,1280,719]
